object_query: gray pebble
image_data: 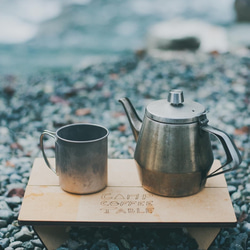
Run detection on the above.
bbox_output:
[231,191,242,201]
[9,241,23,248]
[0,127,12,144]
[242,189,250,197]
[228,185,237,193]
[107,242,119,250]
[0,219,7,228]
[66,239,81,249]
[21,240,34,249]
[22,172,30,178]
[0,200,12,211]
[230,233,248,250]
[240,161,248,169]
[120,239,130,249]
[0,210,13,222]
[241,204,248,212]
[0,175,9,184]
[0,238,10,248]
[5,197,22,207]
[9,174,22,183]
[6,183,26,191]
[233,204,241,216]
[245,183,250,192]
[0,227,8,234]
[34,247,43,250]
[7,224,17,232]
[14,227,33,241]
[30,239,44,248]
[13,205,21,213]
[242,222,250,233]
[228,179,243,186]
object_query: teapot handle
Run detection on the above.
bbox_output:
[201,125,242,178]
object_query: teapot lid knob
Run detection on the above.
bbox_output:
[168,89,184,105]
[147,89,206,123]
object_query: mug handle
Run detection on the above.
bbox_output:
[201,125,242,178]
[40,130,57,174]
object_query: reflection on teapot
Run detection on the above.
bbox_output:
[119,89,242,197]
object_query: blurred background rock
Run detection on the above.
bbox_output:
[0,0,249,75]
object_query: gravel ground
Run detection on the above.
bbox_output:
[0,51,250,249]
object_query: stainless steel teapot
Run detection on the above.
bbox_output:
[119,89,242,197]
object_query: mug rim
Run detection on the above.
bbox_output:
[56,123,109,143]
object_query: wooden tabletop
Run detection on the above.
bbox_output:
[18,158,237,227]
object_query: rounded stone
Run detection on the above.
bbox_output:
[231,191,242,201]
[0,210,13,222]
[228,185,237,193]
[9,241,23,248]
[31,239,44,248]
[0,238,10,249]
[242,222,250,233]
[14,227,33,241]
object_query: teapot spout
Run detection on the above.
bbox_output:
[119,97,142,142]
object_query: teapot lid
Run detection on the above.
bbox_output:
[146,89,206,124]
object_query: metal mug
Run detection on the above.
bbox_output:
[40,123,109,194]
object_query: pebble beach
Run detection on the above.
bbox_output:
[0,51,250,249]
[1,0,250,249]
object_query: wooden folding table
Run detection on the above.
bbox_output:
[18,158,237,250]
